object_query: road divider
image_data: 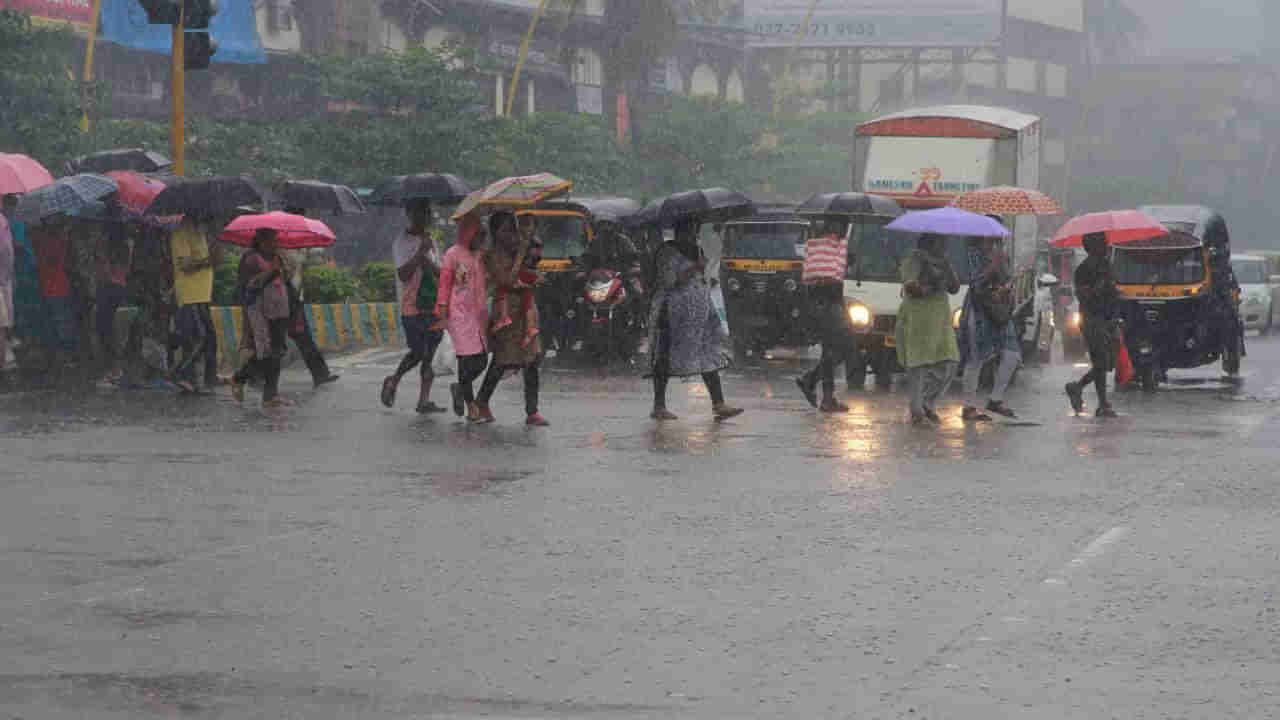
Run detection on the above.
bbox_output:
[209,302,404,369]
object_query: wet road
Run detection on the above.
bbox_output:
[2,335,1280,719]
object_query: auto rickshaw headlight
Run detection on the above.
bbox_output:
[783,279,798,292]
[726,277,741,293]
[952,308,962,329]
[848,303,872,328]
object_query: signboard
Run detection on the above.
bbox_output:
[0,0,93,27]
[744,0,1002,48]
[861,137,1002,202]
[486,30,566,77]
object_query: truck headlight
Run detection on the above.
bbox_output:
[952,308,962,329]
[848,303,872,328]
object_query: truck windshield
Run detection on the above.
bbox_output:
[1112,246,1206,285]
[535,215,588,259]
[1232,259,1267,284]
[851,224,971,285]
[723,222,808,259]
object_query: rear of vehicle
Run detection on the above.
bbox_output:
[1231,254,1272,333]
[719,214,811,361]
[524,210,589,354]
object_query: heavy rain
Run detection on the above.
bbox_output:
[2,0,1280,717]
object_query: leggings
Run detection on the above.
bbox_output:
[1076,366,1108,408]
[233,356,282,401]
[477,361,540,416]
[653,371,725,410]
[455,353,490,405]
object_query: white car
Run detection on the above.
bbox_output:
[1231,254,1274,334]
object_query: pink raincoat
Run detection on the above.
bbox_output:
[437,214,489,356]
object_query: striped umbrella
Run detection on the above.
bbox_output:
[451,173,573,220]
[950,186,1063,216]
[14,173,117,223]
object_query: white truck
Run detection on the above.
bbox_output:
[846,104,1052,387]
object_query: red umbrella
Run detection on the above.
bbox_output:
[0,153,55,195]
[105,170,180,222]
[218,211,337,249]
[1051,209,1168,248]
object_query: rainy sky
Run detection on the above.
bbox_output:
[1125,0,1263,55]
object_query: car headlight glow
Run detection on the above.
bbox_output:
[952,308,962,330]
[783,278,798,292]
[848,303,872,328]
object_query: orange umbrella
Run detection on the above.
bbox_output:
[950,186,1062,216]
[1051,210,1168,248]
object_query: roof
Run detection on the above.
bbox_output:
[533,196,642,223]
[858,105,1040,139]
[1138,205,1223,238]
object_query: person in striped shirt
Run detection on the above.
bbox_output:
[796,217,851,413]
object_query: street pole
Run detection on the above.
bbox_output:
[507,0,550,117]
[171,9,186,175]
[79,0,102,133]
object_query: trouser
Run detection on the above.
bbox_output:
[653,371,725,410]
[173,303,218,386]
[802,343,840,398]
[291,312,332,383]
[96,283,128,369]
[455,353,490,406]
[234,356,282,401]
[802,283,844,397]
[908,360,957,417]
[962,310,1019,406]
[393,314,442,383]
[477,361,540,416]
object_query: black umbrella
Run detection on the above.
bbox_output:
[795,192,903,219]
[368,173,474,206]
[276,180,365,215]
[69,148,172,175]
[631,187,754,228]
[147,176,267,217]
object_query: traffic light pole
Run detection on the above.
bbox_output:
[80,0,102,133]
[170,8,185,175]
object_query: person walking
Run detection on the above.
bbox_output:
[1065,231,1120,418]
[169,215,218,393]
[796,217,851,413]
[896,233,961,426]
[0,198,14,380]
[474,212,549,426]
[957,236,1021,421]
[95,209,131,383]
[32,218,79,367]
[436,213,490,422]
[647,219,742,421]
[277,207,338,389]
[380,201,445,412]
[230,229,291,407]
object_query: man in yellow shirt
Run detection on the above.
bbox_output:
[170,217,218,392]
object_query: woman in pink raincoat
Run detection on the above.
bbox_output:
[436,213,491,422]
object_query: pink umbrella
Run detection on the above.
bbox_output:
[218,211,337,249]
[0,153,55,195]
[1051,210,1167,248]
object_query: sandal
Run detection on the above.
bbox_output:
[795,377,818,408]
[985,400,1017,419]
[470,404,495,424]
[713,404,744,421]
[962,406,992,422]
[650,408,678,421]
[525,412,550,427]
[416,401,448,414]
[820,398,849,413]
[449,383,465,417]
[1065,382,1084,413]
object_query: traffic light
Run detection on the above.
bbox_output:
[184,32,218,70]
[137,0,181,24]
[182,0,218,28]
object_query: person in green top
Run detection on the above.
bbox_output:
[895,233,961,426]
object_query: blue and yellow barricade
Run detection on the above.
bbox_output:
[208,302,403,369]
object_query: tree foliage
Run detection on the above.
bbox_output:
[0,11,90,167]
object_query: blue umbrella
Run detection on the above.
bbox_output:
[885,207,1010,238]
[14,173,118,223]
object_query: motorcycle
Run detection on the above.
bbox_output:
[578,263,645,364]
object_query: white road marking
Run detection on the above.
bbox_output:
[1043,526,1129,586]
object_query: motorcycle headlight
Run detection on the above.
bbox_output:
[566,309,577,319]
[952,308,962,330]
[848,303,872,328]
[726,277,741,293]
[586,284,610,303]
[783,278,798,292]
[1067,311,1082,330]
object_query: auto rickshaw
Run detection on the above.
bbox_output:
[717,206,812,363]
[1113,228,1244,391]
[516,197,644,360]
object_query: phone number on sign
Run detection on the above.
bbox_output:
[753,22,878,38]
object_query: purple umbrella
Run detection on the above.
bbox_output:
[885,207,1011,238]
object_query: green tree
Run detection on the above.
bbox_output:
[0,11,91,169]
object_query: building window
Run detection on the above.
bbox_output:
[573,47,602,87]
[690,64,719,98]
[1045,63,1068,98]
[725,69,744,103]
[1006,57,1037,93]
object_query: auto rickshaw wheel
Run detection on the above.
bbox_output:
[1139,366,1158,393]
